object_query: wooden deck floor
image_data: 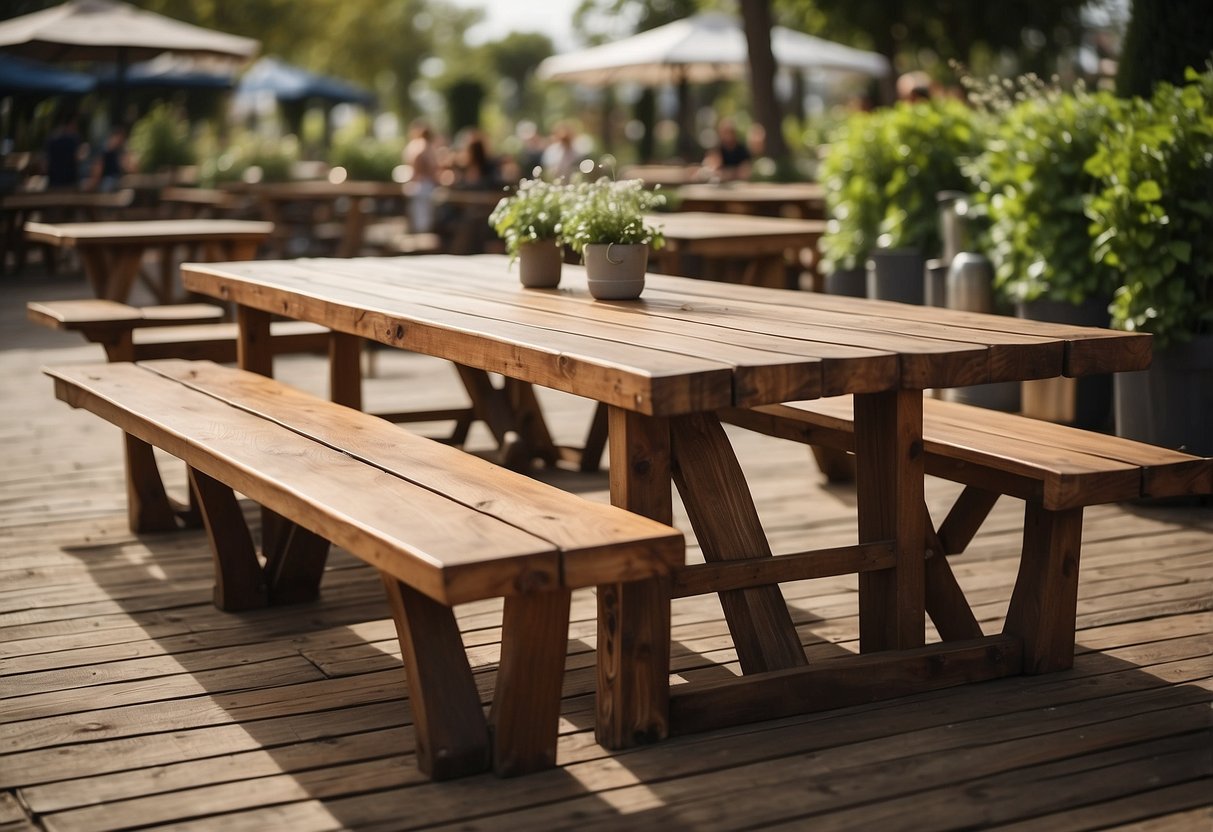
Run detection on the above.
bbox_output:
[1,270,1210,831]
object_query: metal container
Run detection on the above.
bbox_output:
[937,190,969,266]
[923,258,948,308]
[945,251,995,313]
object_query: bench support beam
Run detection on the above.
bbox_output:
[1004,505,1084,674]
[382,574,491,780]
[491,588,572,776]
[188,467,268,611]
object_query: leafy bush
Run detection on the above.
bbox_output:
[199,133,299,186]
[329,137,405,182]
[817,110,897,273]
[1085,67,1213,347]
[877,99,988,255]
[561,179,665,256]
[488,178,568,261]
[818,99,985,272]
[129,104,195,173]
[964,77,1125,304]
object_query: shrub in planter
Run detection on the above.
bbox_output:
[129,104,195,173]
[965,78,1125,307]
[1085,67,1213,453]
[817,110,896,279]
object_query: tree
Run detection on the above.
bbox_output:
[1117,0,1213,98]
[480,31,555,118]
[739,0,788,163]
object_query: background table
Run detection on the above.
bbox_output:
[240,180,406,258]
[25,219,273,303]
[1,189,134,276]
[650,211,825,289]
[182,254,1151,750]
[676,182,827,219]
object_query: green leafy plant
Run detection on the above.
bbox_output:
[560,178,666,257]
[329,137,405,182]
[877,99,989,255]
[200,133,299,186]
[1085,67,1213,347]
[964,76,1125,304]
[817,109,897,273]
[488,177,568,261]
[818,99,985,272]
[128,104,195,173]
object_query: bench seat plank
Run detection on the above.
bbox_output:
[49,362,562,604]
[731,396,1213,510]
[143,358,685,589]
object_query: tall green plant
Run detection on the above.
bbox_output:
[1085,67,1213,347]
[964,79,1125,304]
[817,109,896,273]
[128,105,195,173]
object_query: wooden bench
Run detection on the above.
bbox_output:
[46,359,684,780]
[27,299,330,363]
[723,396,1213,673]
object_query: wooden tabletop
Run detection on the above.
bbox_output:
[677,182,825,204]
[182,254,1151,416]
[24,219,275,247]
[651,211,825,246]
[244,180,406,201]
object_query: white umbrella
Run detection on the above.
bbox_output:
[537,12,888,86]
[0,0,257,122]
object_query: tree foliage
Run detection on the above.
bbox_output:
[1116,0,1213,99]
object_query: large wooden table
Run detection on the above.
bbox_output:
[677,181,827,219]
[181,254,1152,749]
[24,219,273,303]
[1,189,134,276]
[240,180,406,258]
[649,211,826,289]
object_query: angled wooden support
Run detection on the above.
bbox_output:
[381,573,491,780]
[923,508,983,641]
[124,434,181,534]
[264,521,331,605]
[671,412,807,674]
[187,466,268,611]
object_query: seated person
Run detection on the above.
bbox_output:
[701,118,752,182]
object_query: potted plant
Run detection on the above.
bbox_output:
[964,77,1126,427]
[1085,67,1213,455]
[561,178,665,300]
[489,178,569,288]
[869,98,988,304]
[818,110,896,297]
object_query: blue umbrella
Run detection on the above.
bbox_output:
[95,54,236,90]
[237,57,374,106]
[0,52,96,96]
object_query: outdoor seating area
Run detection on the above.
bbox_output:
[2,1,1211,830]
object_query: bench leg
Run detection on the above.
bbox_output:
[924,511,983,641]
[264,521,330,605]
[1003,504,1084,674]
[187,467,268,611]
[490,589,572,776]
[671,412,807,674]
[124,434,180,533]
[380,574,491,780]
[937,486,1001,555]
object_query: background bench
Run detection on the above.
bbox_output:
[723,396,1213,673]
[47,359,684,780]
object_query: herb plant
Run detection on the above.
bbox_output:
[560,178,665,257]
[488,178,569,262]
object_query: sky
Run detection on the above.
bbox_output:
[449,0,583,52]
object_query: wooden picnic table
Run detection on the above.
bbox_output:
[241,180,406,258]
[649,211,826,289]
[24,219,273,304]
[676,181,827,219]
[1,189,134,276]
[180,253,1151,751]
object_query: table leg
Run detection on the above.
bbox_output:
[235,306,286,557]
[597,406,671,749]
[78,246,144,302]
[854,389,926,652]
[328,331,363,410]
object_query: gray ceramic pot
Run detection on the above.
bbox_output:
[1115,334,1213,456]
[517,240,563,288]
[584,243,648,300]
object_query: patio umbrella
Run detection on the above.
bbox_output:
[536,12,889,86]
[237,57,374,106]
[0,0,257,121]
[0,52,96,96]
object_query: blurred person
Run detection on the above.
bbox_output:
[403,120,439,232]
[897,71,932,103]
[453,128,501,189]
[44,113,84,190]
[87,125,130,192]
[539,123,579,180]
[701,118,751,181]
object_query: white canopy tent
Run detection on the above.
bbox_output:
[536,12,889,86]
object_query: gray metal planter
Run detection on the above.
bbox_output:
[1115,334,1213,456]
